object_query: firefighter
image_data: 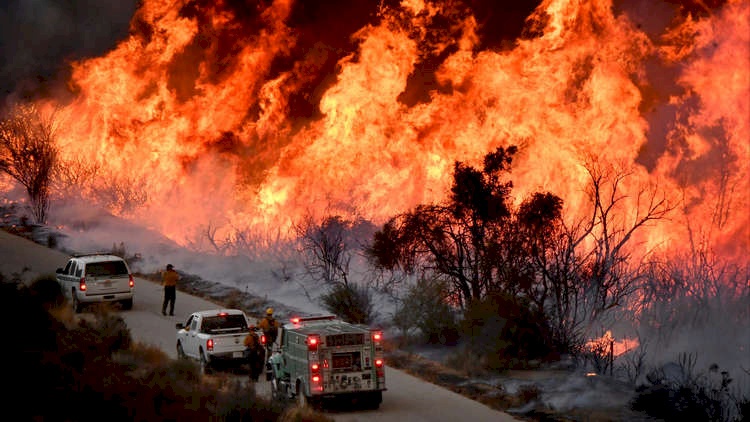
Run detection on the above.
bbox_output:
[244,325,265,382]
[258,307,280,355]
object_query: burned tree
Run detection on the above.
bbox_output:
[0,103,59,224]
[294,214,376,324]
[533,159,674,351]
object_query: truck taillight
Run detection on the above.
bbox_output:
[310,362,322,390]
[261,334,266,345]
[129,274,135,288]
[79,277,87,292]
[206,338,214,351]
[376,358,385,380]
[307,335,319,352]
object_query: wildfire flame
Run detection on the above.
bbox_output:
[586,330,639,358]
[24,0,749,258]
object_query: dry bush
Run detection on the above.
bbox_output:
[320,282,375,324]
[462,292,556,371]
[393,276,460,345]
[278,404,335,422]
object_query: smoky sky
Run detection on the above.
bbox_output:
[0,0,136,100]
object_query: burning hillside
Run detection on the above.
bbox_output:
[1,0,748,261]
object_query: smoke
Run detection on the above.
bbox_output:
[0,0,136,99]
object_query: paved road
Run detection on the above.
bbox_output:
[1,230,519,422]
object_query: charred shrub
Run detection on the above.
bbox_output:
[631,355,748,422]
[461,292,555,370]
[320,282,375,324]
[393,277,460,345]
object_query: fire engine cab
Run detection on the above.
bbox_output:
[266,314,386,409]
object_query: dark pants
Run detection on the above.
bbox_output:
[162,286,176,315]
[246,347,266,381]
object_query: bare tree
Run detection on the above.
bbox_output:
[52,156,100,200]
[294,214,353,286]
[94,174,148,215]
[577,159,673,317]
[0,103,59,223]
[525,159,673,351]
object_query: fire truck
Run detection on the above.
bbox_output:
[265,314,386,409]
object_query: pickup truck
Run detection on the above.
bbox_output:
[175,309,254,375]
[266,314,386,409]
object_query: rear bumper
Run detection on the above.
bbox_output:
[207,350,247,364]
[76,291,133,304]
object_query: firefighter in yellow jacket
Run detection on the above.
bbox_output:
[161,264,179,316]
[258,307,280,355]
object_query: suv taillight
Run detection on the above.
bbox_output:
[129,274,135,288]
[261,334,266,345]
[79,277,87,292]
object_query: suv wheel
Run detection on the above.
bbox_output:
[72,291,83,313]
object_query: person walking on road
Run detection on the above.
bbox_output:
[161,264,179,316]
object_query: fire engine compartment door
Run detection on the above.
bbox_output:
[331,351,360,371]
[326,351,377,392]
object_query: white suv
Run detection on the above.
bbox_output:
[56,254,135,313]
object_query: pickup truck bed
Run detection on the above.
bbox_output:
[175,309,252,375]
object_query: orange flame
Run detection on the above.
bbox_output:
[20,0,748,259]
[586,330,639,357]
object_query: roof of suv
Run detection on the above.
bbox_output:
[72,254,127,263]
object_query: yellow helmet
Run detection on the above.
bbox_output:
[266,307,274,315]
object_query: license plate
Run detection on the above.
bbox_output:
[233,351,243,358]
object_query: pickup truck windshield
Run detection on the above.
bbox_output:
[202,315,249,333]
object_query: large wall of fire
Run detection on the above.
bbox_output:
[1,0,747,261]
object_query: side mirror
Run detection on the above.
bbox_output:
[56,268,63,274]
[175,323,184,330]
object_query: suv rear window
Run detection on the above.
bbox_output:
[85,260,129,277]
[202,315,249,333]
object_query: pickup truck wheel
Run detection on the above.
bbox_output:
[120,298,133,310]
[200,351,213,375]
[176,342,186,360]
